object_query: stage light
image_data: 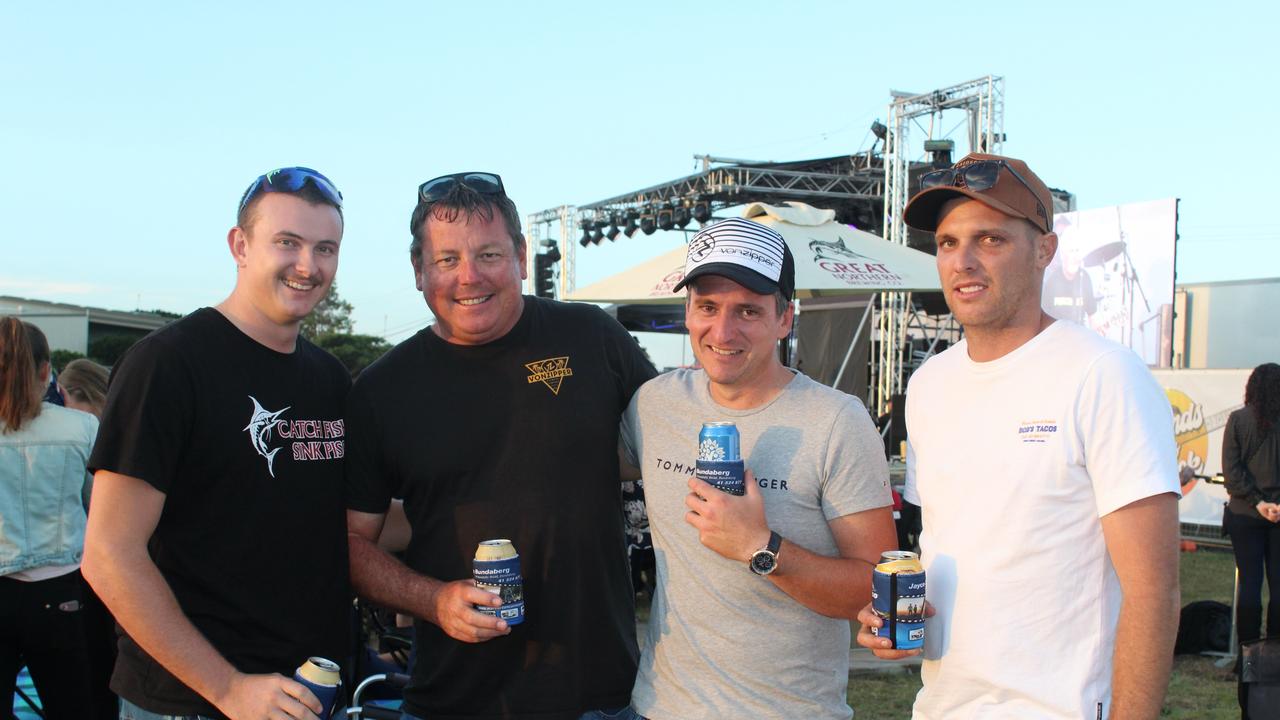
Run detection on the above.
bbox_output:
[673,206,690,229]
[924,138,954,169]
[589,224,604,244]
[692,200,711,224]
[622,210,640,238]
[871,121,888,140]
[605,224,621,241]
[656,208,674,232]
[639,213,656,236]
[579,222,592,247]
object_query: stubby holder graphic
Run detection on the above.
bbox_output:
[473,539,525,625]
[696,421,745,495]
[871,551,926,650]
[293,657,341,720]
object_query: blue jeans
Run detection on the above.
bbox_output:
[119,698,215,720]
[401,709,644,720]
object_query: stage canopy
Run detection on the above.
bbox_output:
[566,201,940,305]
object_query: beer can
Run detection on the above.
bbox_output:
[293,657,341,720]
[870,550,926,650]
[473,539,525,625]
[696,421,745,495]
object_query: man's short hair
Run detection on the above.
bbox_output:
[237,182,344,232]
[409,183,524,268]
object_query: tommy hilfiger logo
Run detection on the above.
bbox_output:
[525,356,573,395]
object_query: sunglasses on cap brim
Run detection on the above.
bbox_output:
[238,167,342,214]
[920,160,1047,232]
[417,172,505,205]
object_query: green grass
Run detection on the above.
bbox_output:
[846,548,1245,720]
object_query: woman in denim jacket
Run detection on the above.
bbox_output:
[0,317,103,717]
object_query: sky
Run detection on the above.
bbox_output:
[3,1,1276,360]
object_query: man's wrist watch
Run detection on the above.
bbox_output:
[749,531,783,576]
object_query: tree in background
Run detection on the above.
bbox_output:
[302,281,355,338]
[89,334,142,366]
[312,333,391,377]
[50,349,88,373]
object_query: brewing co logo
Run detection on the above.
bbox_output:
[809,235,904,287]
[1017,419,1058,443]
[526,356,573,395]
[650,266,687,296]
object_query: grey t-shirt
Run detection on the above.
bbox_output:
[620,369,891,720]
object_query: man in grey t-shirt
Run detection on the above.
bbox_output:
[620,217,897,720]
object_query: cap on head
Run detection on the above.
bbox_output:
[903,153,1053,234]
[672,217,795,300]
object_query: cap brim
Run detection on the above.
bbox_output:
[903,186,1037,232]
[672,263,779,296]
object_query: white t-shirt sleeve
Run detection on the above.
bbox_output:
[821,399,892,520]
[1075,348,1179,517]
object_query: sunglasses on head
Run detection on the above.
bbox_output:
[921,160,1047,231]
[417,172,505,205]
[238,167,343,214]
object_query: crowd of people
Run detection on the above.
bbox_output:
[0,155,1270,720]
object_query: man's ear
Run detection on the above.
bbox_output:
[228,226,249,268]
[1036,231,1058,271]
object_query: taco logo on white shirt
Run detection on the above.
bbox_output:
[1018,419,1058,443]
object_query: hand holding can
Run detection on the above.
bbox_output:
[473,539,525,626]
[293,657,341,720]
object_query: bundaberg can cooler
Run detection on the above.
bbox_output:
[293,657,341,720]
[696,421,745,495]
[871,550,926,650]
[473,539,525,625]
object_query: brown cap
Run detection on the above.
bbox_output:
[903,153,1053,234]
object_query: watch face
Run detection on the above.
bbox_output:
[751,551,776,575]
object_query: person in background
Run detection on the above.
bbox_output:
[1222,362,1280,717]
[0,318,102,718]
[58,358,109,418]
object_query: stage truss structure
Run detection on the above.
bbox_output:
[876,75,1005,413]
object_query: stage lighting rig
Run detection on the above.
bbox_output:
[622,210,640,237]
[639,212,656,236]
[656,207,674,232]
[692,200,711,224]
[924,138,955,169]
[673,205,691,229]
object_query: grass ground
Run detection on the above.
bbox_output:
[846,546,1253,719]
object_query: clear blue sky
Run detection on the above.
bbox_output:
[3,1,1274,346]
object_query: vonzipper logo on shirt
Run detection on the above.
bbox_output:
[525,356,573,395]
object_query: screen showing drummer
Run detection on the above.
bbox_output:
[1041,215,1098,326]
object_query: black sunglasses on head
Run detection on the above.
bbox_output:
[921,160,1047,230]
[417,172,505,204]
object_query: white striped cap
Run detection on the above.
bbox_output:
[673,217,795,299]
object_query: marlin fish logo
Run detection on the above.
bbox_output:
[244,396,290,478]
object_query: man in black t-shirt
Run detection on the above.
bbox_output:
[345,173,656,720]
[83,168,350,720]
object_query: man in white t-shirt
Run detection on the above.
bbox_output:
[855,153,1180,720]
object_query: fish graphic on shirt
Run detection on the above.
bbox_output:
[244,396,290,477]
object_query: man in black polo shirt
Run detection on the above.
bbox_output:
[345,173,655,720]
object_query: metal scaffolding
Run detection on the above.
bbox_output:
[875,75,1005,414]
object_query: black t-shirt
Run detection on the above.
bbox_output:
[89,308,352,717]
[1041,265,1096,324]
[346,296,657,720]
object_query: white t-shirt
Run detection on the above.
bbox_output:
[904,320,1177,720]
